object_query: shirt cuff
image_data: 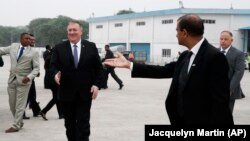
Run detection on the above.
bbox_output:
[130,62,134,71]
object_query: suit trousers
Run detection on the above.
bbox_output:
[41,86,63,117]
[26,80,41,116]
[229,99,235,113]
[7,79,31,129]
[62,97,92,141]
[106,68,123,86]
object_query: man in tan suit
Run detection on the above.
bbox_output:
[0,33,40,133]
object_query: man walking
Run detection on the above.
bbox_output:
[219,30,245,113]
[51,21,103,141]
[0,33,40,132]
[23,33,41,119]
[103,44,124,90]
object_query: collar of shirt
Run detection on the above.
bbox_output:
[19,46,27,49]
[17,46,27,57]
[220,46,231,55]
[187,37,205,72]
[70,39,81,48]
[190,37,204,56]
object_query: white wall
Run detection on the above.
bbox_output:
[153,15,178,43]
[129,17,153,42]
[89,13,250,64]
[108,20,129,43]
[89,22,109,45]
[152,43,183,65]
[201,14,231,46]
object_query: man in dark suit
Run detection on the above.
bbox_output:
[102,44,124,90]
[104,14,233,125]
[40,47,63,120]
[219,30,245,113]
[51,21,103,141]
[43,44,52,89]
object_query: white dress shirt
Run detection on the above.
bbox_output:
[17,46,26,58]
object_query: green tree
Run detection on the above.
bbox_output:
[0,15,89,47]
[0,26,11,46]
[27,15,89,47]
[28,18,51,35]
[116,8,135,15]
[0,26,27,46]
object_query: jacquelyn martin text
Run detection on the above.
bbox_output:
[149,129,225,138]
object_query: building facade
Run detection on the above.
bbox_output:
[87,8,250,64]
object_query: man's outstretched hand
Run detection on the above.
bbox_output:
[103,52,131,69]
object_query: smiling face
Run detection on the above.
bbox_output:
[67,22,83,44]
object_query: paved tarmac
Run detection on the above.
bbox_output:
[0,55,249,141]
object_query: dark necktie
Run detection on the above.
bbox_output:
[179,51,193,81]
[73,44,78,68]
[177,51,193,117]
[221,49,226,55]
[17,47,24,61]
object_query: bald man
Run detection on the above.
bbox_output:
[104,14,233,125]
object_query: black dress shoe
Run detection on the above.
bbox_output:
[242,94,246,98]
[23,116,30,120]
[39,111,48,120]
[119,84,124,90]
[59,115,64,119]
[33,114,39,117]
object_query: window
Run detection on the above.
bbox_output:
[202,19,216,24]
[136,21,146,26]
[115,23,123,27]
[162,19,173,24]
[96,25,103,29]
[162,49,171,57]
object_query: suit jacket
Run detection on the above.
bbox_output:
[103,50,115,69]
[0,43,40,85]
[132,39,234,125]
[50,40,103,101]
[104,50,114,59]
[223,47,245,99]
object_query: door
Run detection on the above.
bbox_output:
[131,43,150,63]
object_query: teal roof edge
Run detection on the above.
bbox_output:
[87,8,250,23]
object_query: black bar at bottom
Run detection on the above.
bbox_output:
[145,125,250,141]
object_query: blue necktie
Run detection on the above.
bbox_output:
[17,47,24,61]
[73,44,78,68]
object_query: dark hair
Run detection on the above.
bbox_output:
[29,33,34,37]
[221,30,233,37]
[105,44,110,48]
[177,14,204,36]
[45,45,51,50]
[20,32,29,39]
